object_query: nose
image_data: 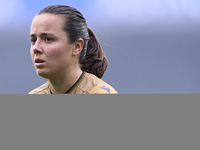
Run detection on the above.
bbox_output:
[31,40,43,54]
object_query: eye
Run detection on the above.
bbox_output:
[45,37,53,42]
[30,38,36,45]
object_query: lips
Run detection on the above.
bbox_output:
[34,58,45,67]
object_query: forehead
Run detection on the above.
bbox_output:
[31,14,65,34]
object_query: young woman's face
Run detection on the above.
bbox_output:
[30,14,75,79]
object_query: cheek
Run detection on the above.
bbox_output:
[30,48,34,60]
[48,45,71,59]
[45,48,68,66]
[47,48,64,59]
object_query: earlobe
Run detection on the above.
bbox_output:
[73,38,84,56]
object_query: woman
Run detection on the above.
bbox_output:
[29,5,117,94]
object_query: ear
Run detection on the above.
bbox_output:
[72,38,84,56]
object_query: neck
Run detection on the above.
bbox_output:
[49,68,83,94]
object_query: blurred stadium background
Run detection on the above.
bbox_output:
[0,0,200,93]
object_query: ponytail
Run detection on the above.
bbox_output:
[80,27,108,78]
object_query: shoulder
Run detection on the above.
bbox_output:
[28,82,49,94]
[76,73,118,94]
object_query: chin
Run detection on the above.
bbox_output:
[37,69,59,80]
[36,69,51,79]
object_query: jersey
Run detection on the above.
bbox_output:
[28,72,118,94]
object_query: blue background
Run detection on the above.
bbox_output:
[0,0,200,93]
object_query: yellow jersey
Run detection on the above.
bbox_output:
[29,72,118,94]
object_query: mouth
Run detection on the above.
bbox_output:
[34,58,45,67]
[35,59,45,63]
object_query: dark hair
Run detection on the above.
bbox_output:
[38,5,108,78]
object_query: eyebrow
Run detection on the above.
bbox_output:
[30,33,55,38]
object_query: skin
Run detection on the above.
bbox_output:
[30,14,84,94]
